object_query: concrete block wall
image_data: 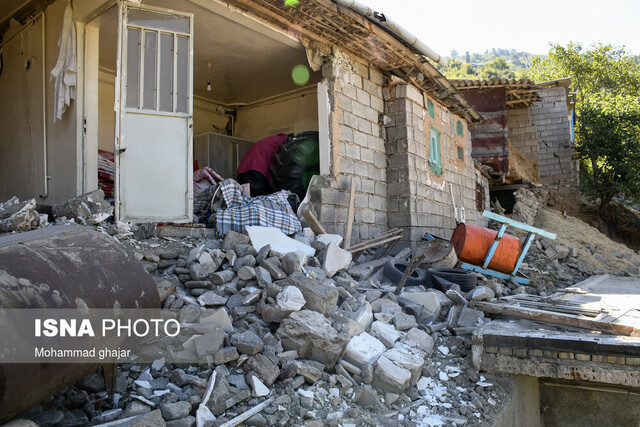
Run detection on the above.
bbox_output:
[530,87,579,207]
[384,84,487,247]
[309,49,488,247]
[309,50,388,240]
[507,107,539,167]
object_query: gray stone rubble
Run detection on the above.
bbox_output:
[5,198,640,427]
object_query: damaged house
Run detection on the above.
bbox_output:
[452,78,578,212]
[0,0,489,246]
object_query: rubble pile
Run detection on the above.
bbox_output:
[10,225,513,426]
[6,190,640,426]
[0,197,48,233]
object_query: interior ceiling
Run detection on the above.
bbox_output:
[97,0,320,105]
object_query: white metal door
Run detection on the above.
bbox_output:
[115,2,193,222]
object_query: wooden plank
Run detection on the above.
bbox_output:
[299,204,326,235]
[344,177,356,249]
[347,228,403,251]
[471,301,638,336]
[347,234,403,254]
[220,397,275,427]
[157,280,176,302]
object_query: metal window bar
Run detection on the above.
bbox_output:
[127,24,189,114]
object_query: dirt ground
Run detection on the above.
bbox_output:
[535,207,640,273]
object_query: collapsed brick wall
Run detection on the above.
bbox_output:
[310,49,488,247]
[507,107,539,167]
[530,87,579,208]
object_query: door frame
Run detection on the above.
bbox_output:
[113,1,194,222]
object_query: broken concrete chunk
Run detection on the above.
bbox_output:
[276,286,306,311]
[393,313,418,331]
[222,230,250,251]
[456,307,486,328]
[330,311,365,339]
[402,327,434,356]
[198,252,214,266]
[230,330,264,355]
[370,321,401,348]
[160,401,190,421]
[317,233,343,246]
[343,333,386,368]
[248,375,270,397]
[446,305,462,330]
[282,252,303,276]
[0,198,48,233]
[52,189,113,225]
[554,244,570,260]
[210,270,235,286]
[323,242,352,277]
[245,353,280,386]
[214,346,238,365]
[287,272,338,315]
[371,299,403,316]
[255,266,273,287]
[398,292,441,317]
[470,286,495,301]
[354,301,374,331]
[294,359,325,383]
[237,266,256,281]
[261,257,287,280]
[199,308,233,332]
[242,289,262,305]
[372,355,412,394]
[446,289,469,306]
[382,344,426,386]
[276,310,348,369]
[247,226,315,257]
[193,331,225,358]
[189,262,217,281]
[197,291,227,307]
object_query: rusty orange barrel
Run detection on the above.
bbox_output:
[451,223,521,273]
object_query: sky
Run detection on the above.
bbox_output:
[357,0,640,57]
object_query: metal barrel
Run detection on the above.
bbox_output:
[451,223,521,274]
[0,225,159,422]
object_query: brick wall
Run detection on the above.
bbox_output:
[310,50,388,240]
[530,87,579,208]
[384,83,487,247]
[507,107,539,167]
[309,49,488,247]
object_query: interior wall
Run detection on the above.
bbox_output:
[234,89,318,142]
[193,98,231,137]
[0,0,79,205]
[98,69,115,152]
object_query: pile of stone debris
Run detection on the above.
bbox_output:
[6,197,513,427]
[10,188,640,427]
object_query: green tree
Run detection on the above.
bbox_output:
[530,43,640,215]
[478,58,515,79]
[577,95,640,215]
[439,58,477,79]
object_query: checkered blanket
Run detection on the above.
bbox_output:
[215,179,302,236]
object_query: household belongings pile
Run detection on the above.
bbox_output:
[194,178,301,237]
[98,150,115,199]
